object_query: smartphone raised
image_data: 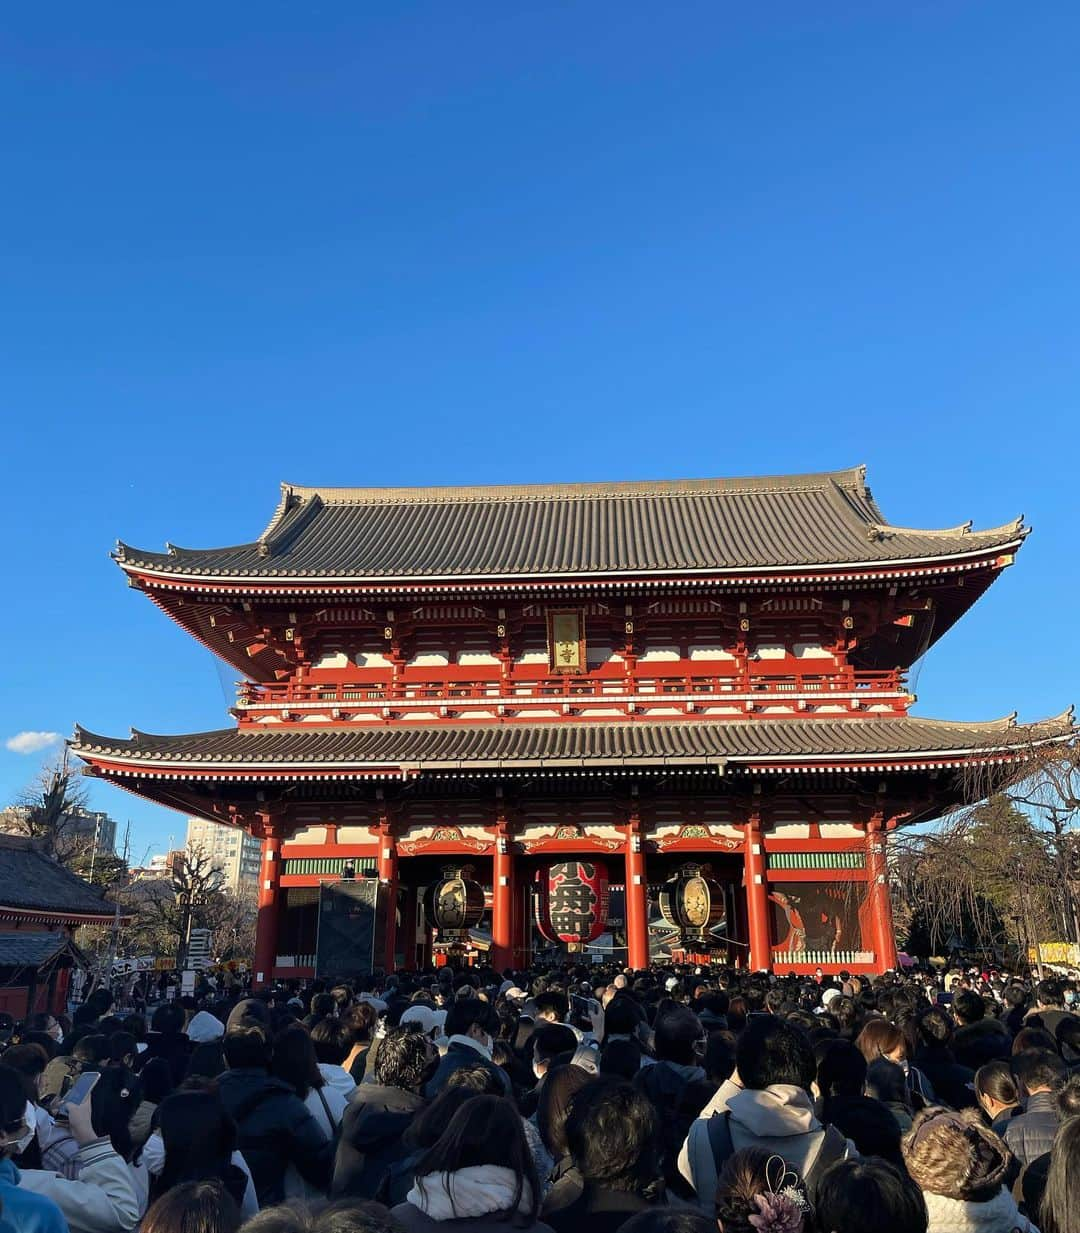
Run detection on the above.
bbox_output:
[55,1070,100,1121]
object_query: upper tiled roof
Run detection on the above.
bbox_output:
[0,834,121,918]
[71,711,1075,774]
[114,467,1026,584]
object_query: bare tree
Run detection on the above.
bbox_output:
[2,753,90,860]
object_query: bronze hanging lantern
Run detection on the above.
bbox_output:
[535,860,610,946]
[424,865,486,942]
[658,863,725,945]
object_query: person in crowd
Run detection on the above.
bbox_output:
[142,1006,192,1088]
[535,1065,591,1214]
[422,1002,508,1100]
[216,1019,334,1206]
[333,1027,432,1199]
[865,1058,916,1135]
[632,1008,714,1200]
[273,1024,348,1144]
[815,1157,928,1233]
[16,1066,146,1233]
[40,1034,107,1108]
[901,1107,1035,1233]
[0,1063,68,1233]
[141,1179,242,1233]
[1037,1105,1080,1233]
[1004,1048,1067,1169]
[543,1078,660,1233]
[712,1146,812,1233]
[1025,980,1079,1040]
[680,1015,855,1204]
[391,1095,549,1233]
[147,1090,256,1218]
[618,1213,715,1233]
[913,1008,977,1110]
[973,1060,1022,1137]
[816,1038,902,1164]
[310,1021,358,1102]
[241,1197,405,1233]
[951,990,1012,1071]
[342,1006,378,1086]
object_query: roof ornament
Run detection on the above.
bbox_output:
[959,521,973,535]
[1007,711,1018,728]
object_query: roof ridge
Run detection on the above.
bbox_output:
[275,466,870,507]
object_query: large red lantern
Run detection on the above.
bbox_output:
[424,866,486,942]
[535,860,609,945]
[658,863,725,945]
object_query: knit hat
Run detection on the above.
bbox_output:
[902,1107,1013,1202]
[226,998,270,1030]
[186,1010,225,1043]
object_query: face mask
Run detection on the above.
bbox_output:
[1065,992,1076,1006]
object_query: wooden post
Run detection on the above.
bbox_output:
[254,830,283,988]
[743,809,771,971]
[402,883,418,970]
[866,812,897,971]
[624,797,649,970]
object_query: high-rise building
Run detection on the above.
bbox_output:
[66,810,117,856]
[184,817,261,892]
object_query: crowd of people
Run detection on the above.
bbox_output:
[2,962,1080,1233]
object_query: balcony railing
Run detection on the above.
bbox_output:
[236,667,907,722]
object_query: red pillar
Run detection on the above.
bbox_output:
[254,832,283,988]
[624,809,649,971]
[491,829,514,974]
[377,823,398,973]
[743,813,771,971]
[866,813,898,971]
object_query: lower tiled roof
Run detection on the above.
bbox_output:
[0,931,75,968]
[0,835,123,917]
[72,712,1075,773]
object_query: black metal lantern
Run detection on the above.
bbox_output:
[423,866,486,941]
[658,863,725,944]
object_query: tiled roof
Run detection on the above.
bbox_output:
[114,467,1026,583]
[71,711,1075,774]
[0,834,120,917]
[0,932,75,969]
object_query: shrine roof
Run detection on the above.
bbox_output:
[0,834,121,918]
[114,466,1027,585]
[71,711,1075,775]
[0,932,80,969]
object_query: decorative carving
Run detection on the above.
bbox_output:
[398,825,492,855]
[653,825,741,852]
[519,828,622,853]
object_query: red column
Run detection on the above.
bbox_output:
[377,823,398,973]
[402,884,418,970]
[624,812,649,971]
[743,814,771,971]
[491,830,514,974]
[866,813,898,971]
[254,832,283,988]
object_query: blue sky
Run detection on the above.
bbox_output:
[2,2,1077,863]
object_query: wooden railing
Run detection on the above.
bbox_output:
[237,667,904,711]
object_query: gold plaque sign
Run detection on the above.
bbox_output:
[548,610,585,674]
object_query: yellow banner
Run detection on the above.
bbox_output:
[1028,942,1080,966]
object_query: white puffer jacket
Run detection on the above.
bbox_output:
[923,1186,1039,1233]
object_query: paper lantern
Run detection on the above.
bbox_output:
[658,864,725,944]
[535,860,609,945]
[424,866,486,941]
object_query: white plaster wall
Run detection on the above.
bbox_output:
[312,652,349,669]
[820,823,862,838]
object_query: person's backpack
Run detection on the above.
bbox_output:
[688,1110,848,1208]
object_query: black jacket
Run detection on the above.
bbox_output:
[217,1067,334,1205]
[633,1062,715,1200]
[913,1048,976,1110]
[422,1041,510,1101]
[543,1184,653,1233]
[332,1083,426,1199]
[1003,1091,1061,1168]
[953,1019,1012,1071]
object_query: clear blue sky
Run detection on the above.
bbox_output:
[2,2,1077,863]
